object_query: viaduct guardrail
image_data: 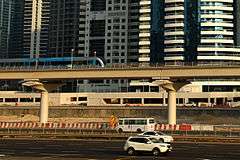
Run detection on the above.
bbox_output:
[2,61,240,71]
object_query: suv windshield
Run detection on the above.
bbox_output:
[157,131,166,135]
[149,138,160,143]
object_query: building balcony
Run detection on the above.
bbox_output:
[165,14,184,20]
[201,14,233,19]
[139,17,151,21]
[165,31,184,36]
[140,0,151,5]
[165,22,184,28]
[165,6,184,12]
[201,39,233,44]
[139,41,150,45]
[164,40,184,44]
[197,47,240,52]
[139,49,150,54]
[164,48,184,52]
[201,22,233,27]
[139,8,151,13]
[201,31,233,36]
[139,25,151,29]
[139,33,150,37]
[201,6,233,11]
[197,56,240,61]
[139,57,150,62]
[165,0,184,4]
[164,56,184,61]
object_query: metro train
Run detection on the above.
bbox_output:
[0,57,105,68]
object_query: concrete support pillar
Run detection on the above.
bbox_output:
[153,79,189,125]
[168,90,176,125]
[163,96,166,106]
[40,91,49,123]
[214,98,217,105]
[141,98,144,104]
[21,80,64,124]
[120,98,123,105]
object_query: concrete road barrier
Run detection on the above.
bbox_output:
[0,122,104,130]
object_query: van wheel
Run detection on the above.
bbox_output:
[127,147,135,156]
[137,128,142,133]
[152,148,160,156]
[118,128,123,133]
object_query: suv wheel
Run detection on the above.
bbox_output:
[152,148,160,156]
[159,138,164,143]
[127,147,135,156]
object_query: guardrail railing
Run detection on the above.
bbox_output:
[0,127,239,136]
[0,128,239,142]
[2,61,240,71]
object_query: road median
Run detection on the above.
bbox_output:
[0,131,240,143]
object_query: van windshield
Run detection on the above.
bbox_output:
[149,119,155,124]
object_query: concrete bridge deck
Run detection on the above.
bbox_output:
[0,65,240,80]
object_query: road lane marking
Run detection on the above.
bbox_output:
[61,150,79,153]
[115,157,136,160]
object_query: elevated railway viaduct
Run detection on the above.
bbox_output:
[0,65,239,124]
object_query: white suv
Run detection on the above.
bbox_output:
[138,131,174,143]
[124,136,172,156]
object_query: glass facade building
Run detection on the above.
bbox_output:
[48,0,83,57]
[0,0,12,58]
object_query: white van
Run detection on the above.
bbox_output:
[116,118,156,133]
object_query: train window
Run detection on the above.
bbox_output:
[123,98,141,104]
[103,98,120,104]
[71,97,77,102]
[5,98,18,102]
[35,98,41,102]
[178,98,184,104]
[20,98,34,102]
[144,98,162,104]
[78,97,87,101]
[0,98,3,102]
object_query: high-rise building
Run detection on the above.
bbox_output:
[48,0,83,57]
[78,0,133,91]
[138,0,165,64]
[164,0,240,63]
[8,0,24,58]
[48,0,140,64]
[84,0,129,64]
[0,0,24,59]
[139,0,240,64]
[0,0,12,58]
[128,0,140,63]
[23,0,50,58]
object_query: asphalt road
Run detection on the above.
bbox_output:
[0,139,239,160]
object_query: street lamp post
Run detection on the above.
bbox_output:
[71,49,74,69]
